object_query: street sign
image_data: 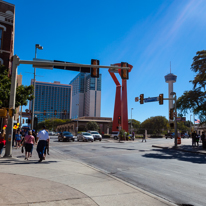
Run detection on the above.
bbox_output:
[135,97,139,102]
[144,97,158,103]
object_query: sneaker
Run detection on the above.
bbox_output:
[38,159,42,162]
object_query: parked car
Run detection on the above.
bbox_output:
[48,131,55,136]
[111,131,119,140]
[88,131,102,141]
[77,132,94,142]
[181,133,189,138]
[165,132,175,139]
[58,131,74,142]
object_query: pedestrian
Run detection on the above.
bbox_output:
[23,130,35,160]
[201,132,206,149]
[32,129,37,143]
[44,135,50,158]
[36,125,49,162]
[142,133,146,142]
[0,130,6,157]
[192,131,197,147]
[15,130,22,149]
[132,132,135,141]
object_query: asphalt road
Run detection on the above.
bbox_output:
[49,136,206,206]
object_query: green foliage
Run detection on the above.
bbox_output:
[177,50,206,123]
[86,121,99,131]
[128,119,141,131]
[0,65,34,108]
[37,118,71,131]
[140,116,169,135]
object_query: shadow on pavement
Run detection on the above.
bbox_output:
[142,148,206,164]
[0,158,58,165]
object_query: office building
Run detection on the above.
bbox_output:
[0,0,15,73]
[69,73,101,119]
[30,80,72,123]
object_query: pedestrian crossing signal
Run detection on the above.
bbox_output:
[54,110,57,115]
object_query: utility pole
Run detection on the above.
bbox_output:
[4,55,19,157]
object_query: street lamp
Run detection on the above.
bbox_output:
[31,44,43,130]
[131,108,133,133]
[170,92,177,148]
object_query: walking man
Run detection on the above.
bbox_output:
[142,133,146,142]
[36,125,49,162]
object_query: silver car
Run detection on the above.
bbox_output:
[77,132,94,142]
[88,131,102,141]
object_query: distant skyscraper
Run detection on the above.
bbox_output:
[30,81,72,123]
[69,73,101,119]
[165,72,177,115]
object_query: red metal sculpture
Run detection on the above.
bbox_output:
[109,63,133,132]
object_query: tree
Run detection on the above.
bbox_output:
[177,50,206,123]
[0,65,34,108]
[86,121,99,131]
[140,116,169,135]
[37,118,71,131]
[128,119,141,132]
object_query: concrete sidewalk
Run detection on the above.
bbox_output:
[0,151,176,206]
[152,138,206,155]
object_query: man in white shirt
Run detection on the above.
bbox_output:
[36,125,49,162]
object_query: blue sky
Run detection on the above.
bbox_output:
[8,0,206,123]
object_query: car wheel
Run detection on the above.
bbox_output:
[91,140,93,142]
[166,137,167,139]
[77,139,79,141]
[99,139,101,141]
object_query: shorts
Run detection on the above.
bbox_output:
[16,140,21,142]
[25,143,33,153]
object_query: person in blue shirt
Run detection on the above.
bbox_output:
[15,130,22,148]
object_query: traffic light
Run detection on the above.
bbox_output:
[169,108,174,120]
[9,108,15,117]
[121,62,129,80]
[44,110,46,116]
[23,119,25,124]
[54,110,57,115]
[159,94,163,105]
[118,116,121,124]
[140,94,144,104]
[91,59,99,78]
[170,122,174,129]
[64,110,67,115]
[28,119,31,124]
[0,108,7,117]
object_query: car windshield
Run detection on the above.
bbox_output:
[91,132,99,134]
[63,132,72,135]
[83,133,91,135]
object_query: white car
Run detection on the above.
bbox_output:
[77,132,94,142]
[111,131,119,140]
[88,131,102,141]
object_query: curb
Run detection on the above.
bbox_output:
[152,145,206,155]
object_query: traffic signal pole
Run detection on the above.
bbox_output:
[4,55,20,157]
[164,95,177,148]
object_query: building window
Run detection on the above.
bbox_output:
[0,28,3,49]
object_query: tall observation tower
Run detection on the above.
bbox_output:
[165,68,177,114]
